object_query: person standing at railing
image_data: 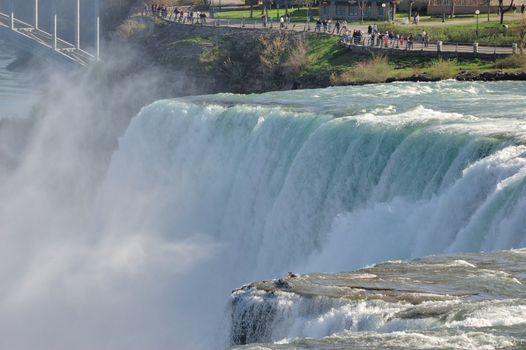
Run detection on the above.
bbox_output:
[407,33,414,49]
[421,30,428,47]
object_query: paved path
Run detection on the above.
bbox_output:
[153,13,515,56]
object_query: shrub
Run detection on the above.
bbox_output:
[331,55,392,84]
[494,54,526,69]
[285,40,310,75]
[113,18,150,39]
[425,59,458,79]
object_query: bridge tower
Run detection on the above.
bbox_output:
[34,0,38,29]
[95,0,100,61]
[75,0,80,49]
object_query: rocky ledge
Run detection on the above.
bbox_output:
[229,249,526,349]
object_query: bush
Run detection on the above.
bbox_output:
[285,40,310,75]
[494,54,526,69]
[331,55,392,84]
[425,59,458,79]
[113,18,150,39]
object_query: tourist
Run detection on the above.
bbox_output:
[522,4,525,13]
[407,33,414,49]
[280,16,285,28]
[315,18,322,32]
[421,30,428,47]
[413,13,420,25]
[335,21,341,34]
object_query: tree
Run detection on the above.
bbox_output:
[391,0,400,21]
[248,0,255,18]
[498,0,514,24]
[359,0,367,22]
[449,0,456,19]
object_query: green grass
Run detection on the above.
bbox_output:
[171,36,213,45]
[214,6,319,21]
[300,34,501,85]
[378,20,526,45]
[304,35,366,72]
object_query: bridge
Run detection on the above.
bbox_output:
[0,0,100,67]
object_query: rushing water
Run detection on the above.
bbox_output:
[0,51,525,350]
[230,249,526,349]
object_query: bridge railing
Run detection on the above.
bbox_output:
[0,1,100,67]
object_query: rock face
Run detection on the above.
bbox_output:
[118,17,313,95]
[229,250,526,349]
[457,71,526,81]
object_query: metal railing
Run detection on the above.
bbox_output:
[0,9,98,66]
[146,11,516,57]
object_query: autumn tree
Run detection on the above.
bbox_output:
[498,0,514,24]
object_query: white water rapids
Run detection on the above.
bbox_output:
[0,68,525,349]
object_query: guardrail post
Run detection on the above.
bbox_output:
[473,42,478,55]
[242,17,245,27]
[512,42,518,54]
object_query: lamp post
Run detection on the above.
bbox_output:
[475,9,480,37]
[382,2,387,21]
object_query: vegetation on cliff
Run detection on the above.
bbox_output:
[113,16,526,92]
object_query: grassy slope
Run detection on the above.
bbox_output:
[303,34,509,83]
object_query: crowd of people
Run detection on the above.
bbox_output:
[144,3,208,24]
[143,3,430,50]
[342,24,429,49]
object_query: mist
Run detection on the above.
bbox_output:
[0,36,233,349]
